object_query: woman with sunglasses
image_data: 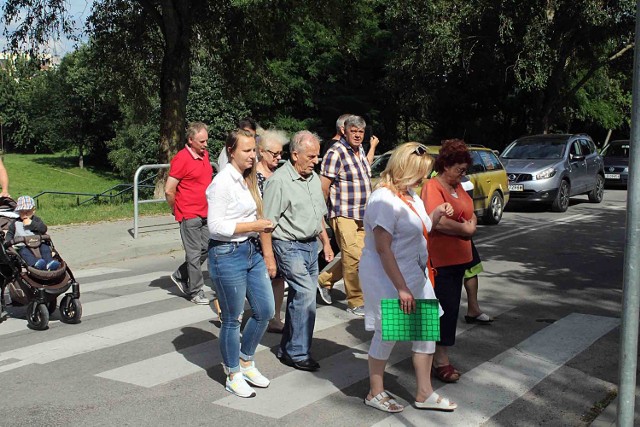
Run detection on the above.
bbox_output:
[206,129,276,398]
[360,142,456,413]
[420,139,475,384]
[255,129,289,333]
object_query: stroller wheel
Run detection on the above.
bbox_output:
[26,302,49,330]
[59,295,82,324]
[47,300,57,315]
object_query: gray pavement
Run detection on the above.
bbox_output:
[37,208,636,425]
[50,214,184,268]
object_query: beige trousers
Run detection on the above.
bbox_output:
[329,216,365,309]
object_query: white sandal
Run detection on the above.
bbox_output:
[364,391,404,413]
[415,392,457,411]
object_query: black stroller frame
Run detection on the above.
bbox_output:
[0,200,82,330]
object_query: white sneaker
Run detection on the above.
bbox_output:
[225,373,256,398]
[241,362,270,388]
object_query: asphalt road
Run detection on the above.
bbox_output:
[1,188,636,426]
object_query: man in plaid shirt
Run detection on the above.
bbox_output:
[320,115,378,316]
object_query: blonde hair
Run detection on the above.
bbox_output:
[226,129,263,216]
[377,142,434,194]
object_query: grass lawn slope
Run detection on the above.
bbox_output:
[4,153,168,225]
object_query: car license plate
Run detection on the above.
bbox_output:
[508,184,524,191]
[605,173,620,180]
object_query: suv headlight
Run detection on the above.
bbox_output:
[536,167,556,180]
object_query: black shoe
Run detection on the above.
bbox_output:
[278,354,320,371]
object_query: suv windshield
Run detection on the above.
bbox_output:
[603,142,630,158]
[501,139,566,159]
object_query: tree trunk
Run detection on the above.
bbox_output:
[141,1,193,199]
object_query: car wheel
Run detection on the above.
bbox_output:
[551,180,570,212]
[588,174,605,203]
[483,191,504,225]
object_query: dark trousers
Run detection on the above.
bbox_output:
[19,244,54,267]
[434,264,466,346]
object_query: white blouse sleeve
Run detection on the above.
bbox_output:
[206,179,236,237]
[365,190,398,235]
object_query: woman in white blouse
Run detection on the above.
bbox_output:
[359,142,456,413]
[206,129,275,398]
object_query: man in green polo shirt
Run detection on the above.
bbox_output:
[261,130,334,372]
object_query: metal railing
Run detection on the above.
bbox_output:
[133,162,217,239]
[33,177,157,208]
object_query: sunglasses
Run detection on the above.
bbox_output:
[412,145,429,156]
[266,149,283,158]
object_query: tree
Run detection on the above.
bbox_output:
[3,0,230,194]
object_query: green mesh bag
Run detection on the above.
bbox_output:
[380,299,440,341]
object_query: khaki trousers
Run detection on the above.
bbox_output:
[330,216,365,308]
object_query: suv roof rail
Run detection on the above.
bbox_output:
[467,144,486,148]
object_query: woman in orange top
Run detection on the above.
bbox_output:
[421,139,476,383]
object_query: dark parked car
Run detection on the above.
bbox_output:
[602,139,629,187]
[499,134,605,212]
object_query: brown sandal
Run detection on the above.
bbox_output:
[432,364,460,383]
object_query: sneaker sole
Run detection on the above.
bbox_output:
[317,284,332,305]
[171,274,188,296]
[191,299,209,305]
[225,385,256,398]
[243,375,270,388]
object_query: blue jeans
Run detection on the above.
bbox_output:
[19,243,54,267]
[208,239,275,373]
[272,239,319,362]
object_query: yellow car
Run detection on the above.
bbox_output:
[370,145,510,224]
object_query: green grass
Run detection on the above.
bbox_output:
[3,153,170,225]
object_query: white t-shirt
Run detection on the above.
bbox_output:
[359,187,441,331]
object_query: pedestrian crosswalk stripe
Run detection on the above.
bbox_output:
[371,313,619,426]
[71,267,129,279]
[0,305,213,374]
[80,271,173,293]
[95,305,357,388]
[213,303,516,418]
[0,287,180,337]
[475,214,592,246]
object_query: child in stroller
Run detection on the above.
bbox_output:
[5,196,60,271]
[0,196,81,330]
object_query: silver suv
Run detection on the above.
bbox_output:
[499,134,605,212]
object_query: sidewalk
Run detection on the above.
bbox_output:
[50,214,184,268]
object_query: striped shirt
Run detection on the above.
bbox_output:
[321,138,372,220]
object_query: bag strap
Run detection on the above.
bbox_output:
[393,189,437,288]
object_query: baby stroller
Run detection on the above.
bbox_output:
[0,197,82,330]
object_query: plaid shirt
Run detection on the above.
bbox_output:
[321,138,372,220]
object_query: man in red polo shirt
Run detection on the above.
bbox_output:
[165,122,213,304]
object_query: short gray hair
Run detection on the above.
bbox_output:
[336,114,352,133]
[258,129,289,150]
[344,115,366,130]
[290,130,320,155]
[186,122,208,140]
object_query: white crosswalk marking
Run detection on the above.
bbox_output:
[0,265,621,425]
[71,267,129,279]
[213,304,516,417]
[371,313,619,426]
[0,288,178,337]
[95,305,356,387]
[0,306,213,374]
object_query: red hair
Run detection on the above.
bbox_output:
[434,139,472,173]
